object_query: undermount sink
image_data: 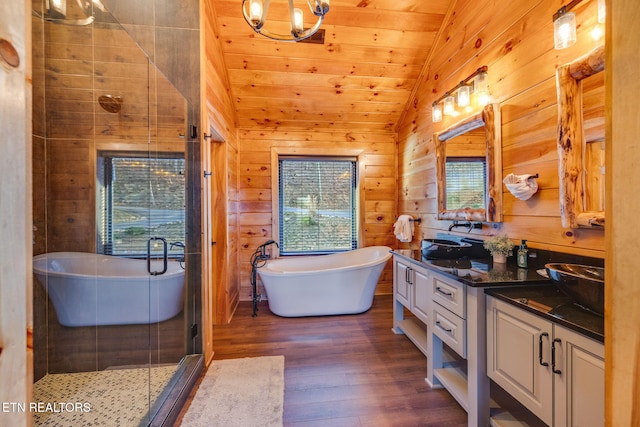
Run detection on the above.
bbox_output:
[545,263,605,315]
[421,238,471,259]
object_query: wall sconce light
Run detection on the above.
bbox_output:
[553,7,577,49]
[553,0,605,48]
[430,66,489,123]
[432,102,443,123]
[243,0,330,42]
[457,84,471,108]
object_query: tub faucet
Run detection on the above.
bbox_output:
[170,241,185,267]
[170,241,185,250]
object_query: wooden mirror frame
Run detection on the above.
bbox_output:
[556,45,605,229]
[435,103,503,222]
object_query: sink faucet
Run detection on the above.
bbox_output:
[448,221,482,233]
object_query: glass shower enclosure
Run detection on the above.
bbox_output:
[31,1,202,425]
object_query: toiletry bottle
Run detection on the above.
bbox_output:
[517,240,528,268]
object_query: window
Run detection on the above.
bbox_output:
[97,152,185,257]
[445,158,486,210]
[278,157,358,255]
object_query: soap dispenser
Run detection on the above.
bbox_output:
[517,240,528,268]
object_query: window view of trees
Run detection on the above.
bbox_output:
[98,155,185,257]
[279,158,357,254]
[445,159,486,210]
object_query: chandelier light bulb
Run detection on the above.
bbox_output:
[554,11,577,50]
[48,0,67,18]
[242,0,329,42]
[292,8,304,34]
[249,0,263,25]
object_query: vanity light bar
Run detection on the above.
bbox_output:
[431,66,488,123]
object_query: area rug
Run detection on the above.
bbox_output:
[179,355,284,427]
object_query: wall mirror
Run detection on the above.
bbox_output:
[556,45,605,228]
[435,103,503,223]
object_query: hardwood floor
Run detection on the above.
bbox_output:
[180,295,468,426]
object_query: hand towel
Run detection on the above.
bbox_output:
[393,215,414,243]
[503,173,538,201]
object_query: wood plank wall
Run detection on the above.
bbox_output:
[202,0,241,336]
[236,130,398,300]
[0,1,31,423]
[397,0,606,258]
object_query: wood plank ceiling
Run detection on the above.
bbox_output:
[212,0,454,131]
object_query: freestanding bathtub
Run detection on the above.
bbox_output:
[257,246,392,317]
[33,252,185,327]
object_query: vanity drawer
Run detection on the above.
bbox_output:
[431,273,466,318]
[433,304,467,358]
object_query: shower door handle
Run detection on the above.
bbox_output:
[147,237,168,276]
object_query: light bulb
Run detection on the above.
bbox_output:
[591,24,604,42]
[432,103,442,123]
[249,0,262,26]
[292,8,304,34]
[443,95,455,116]
[597,0,605,24]
[474,71,490,106]
[554,11,577,50]
[457,85,471,107]
[48,0,67,18]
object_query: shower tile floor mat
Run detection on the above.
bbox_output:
[32,365,178,426]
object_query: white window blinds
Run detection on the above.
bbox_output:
[278,157,357,255]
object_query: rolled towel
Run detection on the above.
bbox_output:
[503,173,538,201]
[393,215,414,242]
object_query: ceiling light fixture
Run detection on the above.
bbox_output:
[243,0,330,42]
[431,66,489,123]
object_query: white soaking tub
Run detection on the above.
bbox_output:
[257,246,392,317]
[33,252,185,327]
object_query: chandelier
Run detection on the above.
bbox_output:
[242,0,330,42]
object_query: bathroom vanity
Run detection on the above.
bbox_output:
[391,248,602,427]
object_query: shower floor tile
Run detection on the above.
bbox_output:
[32,365,178,426]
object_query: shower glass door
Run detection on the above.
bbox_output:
[31,1,193,425]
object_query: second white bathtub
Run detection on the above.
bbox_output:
[257,246,392,317]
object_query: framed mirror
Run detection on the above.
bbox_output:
[435,103,503,222]
[556,45,605,228]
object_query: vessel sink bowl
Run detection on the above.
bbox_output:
[421,239,471,259]
[545,263,605,315]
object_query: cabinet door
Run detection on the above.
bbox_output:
[412,266,431,324]
[394,258,411,308]
[553,325,604,427]
[486,297,553,426]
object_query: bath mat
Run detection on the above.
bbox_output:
[178,355,284,427]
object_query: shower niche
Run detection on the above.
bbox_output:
[31,1,201,425]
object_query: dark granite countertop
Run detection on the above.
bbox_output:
[485,285,604,343]
[391,249,551,288]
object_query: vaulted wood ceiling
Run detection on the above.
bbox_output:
[212,0,453,131]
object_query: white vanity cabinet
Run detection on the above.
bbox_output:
[486,296,604,427]
[392,255,432,357]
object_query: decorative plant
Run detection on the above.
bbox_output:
[483,234,515,257]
